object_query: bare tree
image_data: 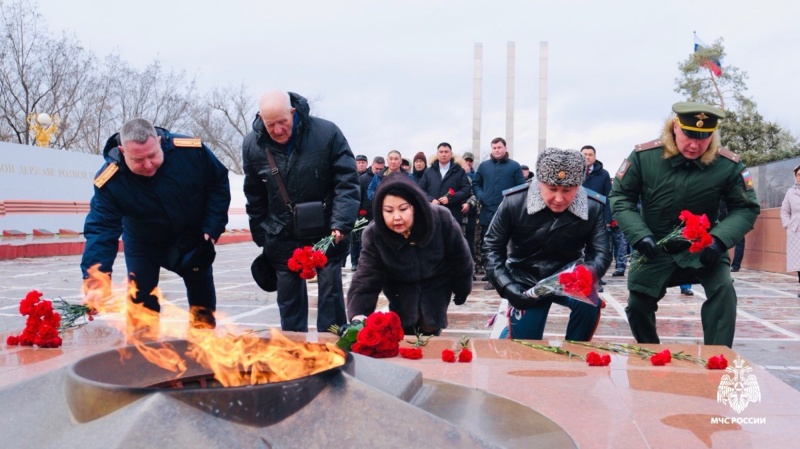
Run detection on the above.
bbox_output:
[0,0,96,148]
[189,84,255,174]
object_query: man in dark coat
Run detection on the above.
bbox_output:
[81,118,230,330]
[473,137,526,285]
[581,145,615,287]
[484,148,611,340]
[347,173,473,335]
[609,102,760,347]
[418,142,472,223]
[242,91,360,332]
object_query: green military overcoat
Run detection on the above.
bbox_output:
[609,128,760,297]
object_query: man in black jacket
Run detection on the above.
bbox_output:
[581,145,616,286]
[418,142,472,223]
[242,91,360,332]
[484,148,611,340]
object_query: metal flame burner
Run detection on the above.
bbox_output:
[44,339,577,448]
[65,339,354,427]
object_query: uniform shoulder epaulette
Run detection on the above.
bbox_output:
[93,163,119,188]
[634,139,663,152]
[502,181,530,196]
[583,187,607,204]
[718,147,740,163]
[172,137,203,148]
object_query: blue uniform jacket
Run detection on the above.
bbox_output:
[81,128,231,277]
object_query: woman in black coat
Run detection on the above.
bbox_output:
[347,173,473,335]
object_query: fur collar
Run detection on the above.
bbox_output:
[660,117,721,165]
[526,182,589,220]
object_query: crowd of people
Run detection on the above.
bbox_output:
[80,93,764,348]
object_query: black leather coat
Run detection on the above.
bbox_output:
[483,186,611,292]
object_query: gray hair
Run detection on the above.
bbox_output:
[119,118,157,145]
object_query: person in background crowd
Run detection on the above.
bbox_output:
[461,151,479,270]
[418,142,472,223]
[609,101,760,347]
[355,154,369,175]
[347,173,473,335]
[242,90,359,332]
[581,145,613,292]
[81,118,230,332]
[521,164,534,181]
[609,178,628,278]
[473,137,526,289]
[780,164,800,298]
[401,158,411,173]
[411,151,427,184]
[484,148,610,340]
[350,156,385,271]
[368,150,411,200]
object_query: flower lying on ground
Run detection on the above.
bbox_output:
[706,354,728,369]
[570,341,729,370]
[329,310,404,358]
[585,351,612,366]
[6,290,97,348]
[399,330,431,359]
[650,349,672,366]
[513,340,610,367]
[442,335,473,363]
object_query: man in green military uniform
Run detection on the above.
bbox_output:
[609,102,760,347]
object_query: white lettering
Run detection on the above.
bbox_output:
[711,416,766,424]
[0,163,14,173]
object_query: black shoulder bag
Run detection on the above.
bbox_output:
[263,147,327,240]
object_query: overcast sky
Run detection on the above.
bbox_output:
[40,0,798,173]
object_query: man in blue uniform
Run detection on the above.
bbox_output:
[81,118,231,330]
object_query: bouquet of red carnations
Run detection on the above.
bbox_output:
[6,290,97,348]
[288,217,369,279]
[629,210,713,272]
[331,311,405,358]
[524,262,599,306]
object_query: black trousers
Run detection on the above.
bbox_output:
[123,239,216,313]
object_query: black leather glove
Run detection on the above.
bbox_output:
[663,239,691,254]
[633,236,659,260]
[699,237,725,267]
[337,319,363,337]
[502,283,536,310]
[453,294,467,305]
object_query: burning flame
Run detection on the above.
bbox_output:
[82,264,346,386]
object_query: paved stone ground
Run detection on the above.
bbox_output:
[1,241,798,391]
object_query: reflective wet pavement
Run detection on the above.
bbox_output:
[1,241,800,448]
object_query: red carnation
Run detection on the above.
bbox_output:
[650,349,672,366]
[359,209,367,217]
[400,347,423,359]
[585,351,611,366]
[441,348,457,363]
[707,354,728,370]
[447,188,456,196]
[457,348,473,363]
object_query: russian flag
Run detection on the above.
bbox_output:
[693,32,722,76]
